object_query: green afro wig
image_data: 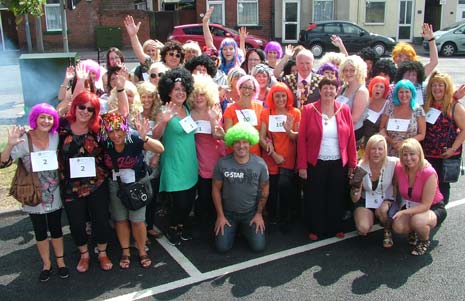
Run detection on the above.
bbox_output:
[224,122,260,147]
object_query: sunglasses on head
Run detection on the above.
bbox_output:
[167,52,181,58]
[77,105,95,113]
[150,72,164,79]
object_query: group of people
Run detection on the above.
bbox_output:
[2,10,464,282]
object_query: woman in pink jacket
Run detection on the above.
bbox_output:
[297,77,357,241]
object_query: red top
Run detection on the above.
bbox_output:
[297,100,357,169]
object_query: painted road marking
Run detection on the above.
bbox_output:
[105,199,465,301]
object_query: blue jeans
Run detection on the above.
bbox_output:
[215,209,266,253]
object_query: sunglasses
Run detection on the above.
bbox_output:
[167,52,181,58]
[77,105,95,113]
[150,72,164,79]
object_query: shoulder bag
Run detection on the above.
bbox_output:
[9,132,42,206]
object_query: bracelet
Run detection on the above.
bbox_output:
[428,37,435,42]
[117,88,125,93]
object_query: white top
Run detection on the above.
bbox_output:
[359,156,397,201]
[318,116,341,160]
[10,133,62,214]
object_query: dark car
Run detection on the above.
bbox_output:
[298,20,396,58]
[168,23,268,50]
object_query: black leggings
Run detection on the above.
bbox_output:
[195,177,215,223]
[169,185,196,227]
[29,209,63,242]
[267,172,296,222]
[63,182,111,247]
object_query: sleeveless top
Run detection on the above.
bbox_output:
[336,84,368,131]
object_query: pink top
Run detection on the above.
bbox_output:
[395,162,443,205]
[195,133,226,179]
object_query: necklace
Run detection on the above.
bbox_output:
[311,103,343,125]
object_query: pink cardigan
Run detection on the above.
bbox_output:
[297,100,357,169]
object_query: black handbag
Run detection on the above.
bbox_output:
[111,154,150,211]
[441,102,463,183]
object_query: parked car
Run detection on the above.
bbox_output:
[298,21,396,58]
[167,23,268,50]
[423,21,465,57]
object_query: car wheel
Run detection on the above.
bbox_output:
[310,43,324,58]
[372,42,386,56]
[441,42,456,57]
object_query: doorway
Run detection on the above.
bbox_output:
[398,0,414,41]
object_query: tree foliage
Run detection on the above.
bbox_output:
[0,0,46,17]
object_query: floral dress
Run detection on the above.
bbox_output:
[58,118,108,202]
[384,102,425,156]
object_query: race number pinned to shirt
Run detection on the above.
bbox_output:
[30,151,58,172]
[236,109,258,126]
[118,169,136,184]
[405,200,420,209]
[366,109,382,124]
[179,115,198,134]
[69,157,96,178]
[415,87,424,106]
[195,120,212,134]
[268,115,287,132]
[425,108,441,125]
[387,118,409,132]
[365,191,383,209]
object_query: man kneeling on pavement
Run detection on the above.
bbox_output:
[212,122,269,253]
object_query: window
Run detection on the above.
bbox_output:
[207,0,225,24]
[237,0,258,26]
[324,23,341,34]
[183,26,203,35]
[342,23,363,35]
[45,0,62,31]
[365,0,385,24]
[313,0,333,22]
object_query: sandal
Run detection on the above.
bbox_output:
[97,249,113,271]
[139,254,152,269]
[76,250,90,273]
[411,240,431,256]
[408,232,418,246]
[383,230,394,248]
[119,248,130,269]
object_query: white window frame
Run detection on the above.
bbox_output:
[365,0,386,25]
[207,0,225,25]
[237,0,259,26]
[313,0,333,22]
[44,1,62,32]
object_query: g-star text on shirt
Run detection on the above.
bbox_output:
[224,171,244,178]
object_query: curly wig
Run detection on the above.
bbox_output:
[320,51,345,67]
[357,47,379,64]
[339,55,367,84]
[160,40,185,64]
[187,74,219,108]
[137,81,160,121]
[157,67,194,103]
[395,61,426,85]
[224,122,260,147]
[424,71,455,115]
[184,55,217,78]
[372,59,397,82]
[392,79,417,109]
[317,62,340,82]
[392,42,418,64]
[368,76,390,99]
[265,82,294,111]
[28,103,59,134]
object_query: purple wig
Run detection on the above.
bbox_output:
[80,59,101,81]
[236,75,260,100]
[28,103,59,134]
[264,41,283,59]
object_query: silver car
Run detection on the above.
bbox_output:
[423,21,465,57]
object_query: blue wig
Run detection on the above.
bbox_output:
[219,38,243,75]
[392,79,417,110]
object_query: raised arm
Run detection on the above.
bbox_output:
[202,6,216,50]
[123,15,150,65]
[115,67,129,117]
[72,62,88,99]
[134,115,165,154]
[1,126,25,165]
[421,23,438,77]
[239,27,248,56]
[273,44,293,79]
[330,35,348,56]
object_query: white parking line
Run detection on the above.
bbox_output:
[105,199,465,301]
